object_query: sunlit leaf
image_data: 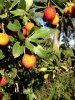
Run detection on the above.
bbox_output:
[12,42,24,58]
[7,20,21,31]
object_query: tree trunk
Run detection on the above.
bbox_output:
[53,29,60,51]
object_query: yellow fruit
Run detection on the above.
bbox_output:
[44,74,49,79]
[39,67,47,72]
[0,33,9,46]
[51,14,59,25]
[25,22,34,31]
[64,7,69,14]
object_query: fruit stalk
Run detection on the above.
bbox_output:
[2,22,5,33]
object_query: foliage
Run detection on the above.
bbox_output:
[0,0,75,100]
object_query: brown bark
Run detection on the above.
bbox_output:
[53,29,60,51]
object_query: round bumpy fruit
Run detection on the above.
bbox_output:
[25,22,34,31]
[51,14,59,25]
[22,54,36,68]
[0,76,7,86]
[0,33,9,46]
[22,27,27,36]
[64,7,69,14]
[44,6,56,21]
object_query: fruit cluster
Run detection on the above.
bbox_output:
[22,22,34,36]
[43,6,59,25]
[64,1,75,15]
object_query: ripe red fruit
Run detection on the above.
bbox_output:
[43,15,48,22]
[22,27,27,36]
[0,76,7,85]
[22,54,36,68]
[44,6,56,21]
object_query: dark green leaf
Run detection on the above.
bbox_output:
[20,0,26,10]
[17,31,25,40]
[0,49,5,60]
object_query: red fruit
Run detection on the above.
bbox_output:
[22,54,36,68]
[43,15,48,22]
[44,6,56,21]
[0,76,7,86]
[22,27,27,36]
[0,92,3,100]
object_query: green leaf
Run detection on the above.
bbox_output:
[0,70,4,75]
[9,0,19,10]
[0,13,7,19]
[33,45,47,58]
[0,49,5,60]
[20,0,26,10]
[9,36,15,42]
[23,16,29,23]
[25,38,34,51]
[2,93,11,100]
[0,0,5,10]
[17,31,25,40]
[7,20,21,31]
[10,9,26,16]
[30,28,49,40]
[25,0,33,11]
[12,68,17,77]
[12,42,24,58]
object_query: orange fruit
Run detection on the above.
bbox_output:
[25,22,34,31]
[51,14,59,25]
[68,5,73,14]
[0,33,9,46]
[22,54,36,68]
[44,6,56,21]
[64,7,69,14]
[0,75,7,85]
[22,27,27,36]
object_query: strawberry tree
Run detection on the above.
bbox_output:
[0,0,75,100]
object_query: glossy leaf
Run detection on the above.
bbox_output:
[33,45,47,58]
[7,20,21,31]
[12,42,24,58]
[10,9,26,16]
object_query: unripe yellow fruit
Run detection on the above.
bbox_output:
[51,14,59,25]
[0,33,9,46]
